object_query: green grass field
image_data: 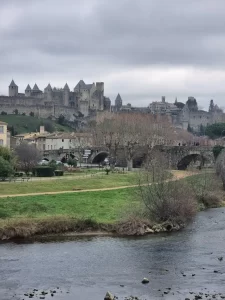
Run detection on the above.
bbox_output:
[0,188,137,223]
[0,172,139,195]
[0,115,71,134]
[0,171,223,240]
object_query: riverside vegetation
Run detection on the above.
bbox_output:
[0,169,224,241]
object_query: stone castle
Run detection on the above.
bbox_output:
[149,96,224,132]
[113,94,224,132]
[0,80,111,120]
[1,80,224,133]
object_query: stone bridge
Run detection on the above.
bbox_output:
[154,145,215,170]
[41,145,215,170]
[42,147,109,164]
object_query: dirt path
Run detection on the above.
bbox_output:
[0,171,197,198]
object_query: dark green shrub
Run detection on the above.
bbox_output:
[205,123,225,139]
[33,166,54,177]
[0,146,14,162]
[68,157,77,167]
[14,172,24,177]
[58,114,65,125]
[213,145,224,159]
[55,170,64,176]
[105,168,111,175]
[0,157,14,180]
[49,160,57,171]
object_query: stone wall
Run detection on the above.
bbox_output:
[0,102,78,121]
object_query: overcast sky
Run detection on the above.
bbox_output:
[1,0,225,110]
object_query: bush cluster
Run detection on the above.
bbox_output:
[33,166,54,177]
[0,146,15,180]
[55,170,64,176]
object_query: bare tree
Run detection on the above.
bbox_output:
[138,152,197,225]
[94,113,122,169]
[15,143,41,174]
[70,133,93,167]
[95,112,177,171]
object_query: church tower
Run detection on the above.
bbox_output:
[9,80,18,97]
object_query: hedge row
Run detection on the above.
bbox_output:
[33,166,64,177]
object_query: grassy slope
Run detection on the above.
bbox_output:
[0,172,138,195]
[0,188,137,223]
[0,115,71,134]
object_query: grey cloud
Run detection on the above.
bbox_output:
[2,0,225,66]
[1,0,225,107]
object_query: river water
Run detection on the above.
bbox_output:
[1,208,225,300]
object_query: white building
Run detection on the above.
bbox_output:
[35,132,93,152]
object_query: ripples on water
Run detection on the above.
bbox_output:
[0,208,225,300]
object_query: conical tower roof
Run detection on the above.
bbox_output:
[115,93,122,100]
[115,93,122,103]
[25,84,31,91]
[64,83,70,90]
[74,80,86,90]
[45,83,52,90]
[33,83,40,91]
[9,80,18,87]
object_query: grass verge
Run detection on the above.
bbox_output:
[0,172,138,195]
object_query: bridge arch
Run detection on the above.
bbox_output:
[177,153,206,170]
[42,157,49,162]
[92,151,109,164]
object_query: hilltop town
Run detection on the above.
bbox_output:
[0,80,224,133]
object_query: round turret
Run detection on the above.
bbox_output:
[44,83,53,102]
[63,83,70,106]
[9,80,18,97]
[25,84,32,97]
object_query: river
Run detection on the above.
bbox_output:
[1,208,225,300]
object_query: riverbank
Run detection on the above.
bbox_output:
[0,215,186,241]
[0,171,224,241]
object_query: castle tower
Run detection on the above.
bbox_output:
[209,99,215,113]
[96,82,104,110]
[181,104,190,130]
[9,80,18,97]
[44,83,53,102]
[25,84,32,97]
[63,83,70,106]
[115,93,122,111]
[33,83,40,91]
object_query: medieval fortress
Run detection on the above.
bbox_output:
[0,80,111,120]
[115,95,225,132]
[149,96,225,132]
[0,80,224,133]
